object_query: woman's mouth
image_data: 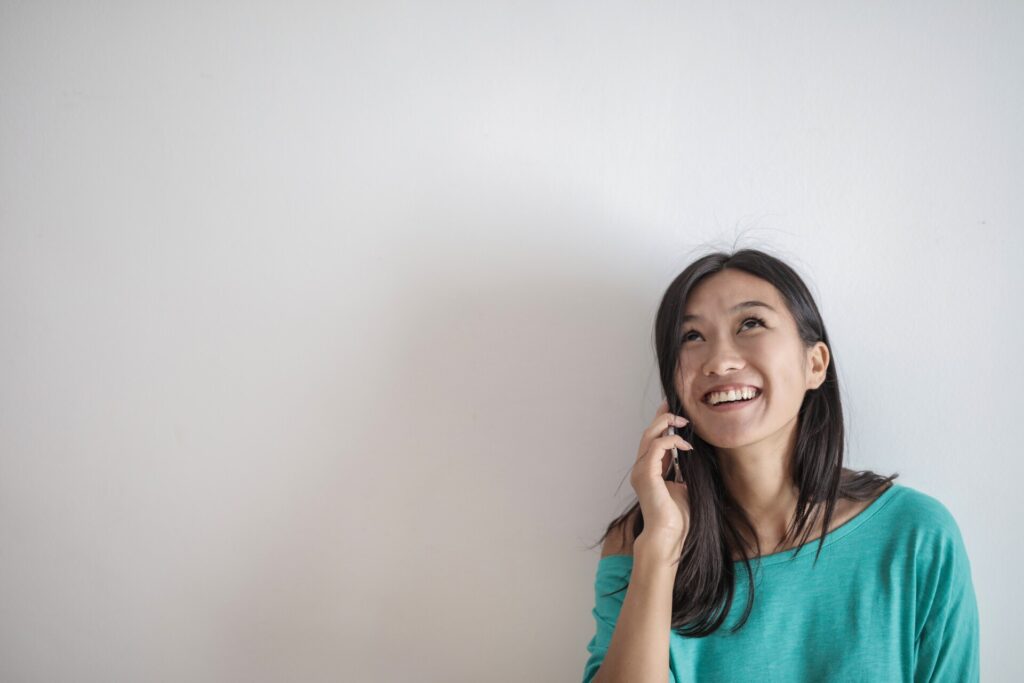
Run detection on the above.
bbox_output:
[702,388,762,412]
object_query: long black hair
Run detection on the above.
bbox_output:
[590,247,898,637]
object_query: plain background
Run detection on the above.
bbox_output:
[1,2,1021,681]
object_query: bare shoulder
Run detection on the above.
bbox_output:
[601,508,640,558]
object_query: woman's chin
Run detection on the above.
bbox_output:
[696,430,760,450]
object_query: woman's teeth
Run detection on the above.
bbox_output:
[706,388,760,405]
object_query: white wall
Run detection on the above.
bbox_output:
[1,2,1020,681]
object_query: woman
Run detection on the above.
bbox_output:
[582,249,979,682]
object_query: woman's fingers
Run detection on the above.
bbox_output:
[637,410,691,461]
[639,434,692,485]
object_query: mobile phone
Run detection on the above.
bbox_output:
[665,397,688,483]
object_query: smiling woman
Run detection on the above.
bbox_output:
[581,248,979,683]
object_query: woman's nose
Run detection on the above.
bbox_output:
[701,342,745,376]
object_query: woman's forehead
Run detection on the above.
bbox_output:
[684,271,783,317]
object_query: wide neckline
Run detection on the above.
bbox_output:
[600,482,903,569]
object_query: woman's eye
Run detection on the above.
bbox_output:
[741,316,766,330]
[681,317,765,344]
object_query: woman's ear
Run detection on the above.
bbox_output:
[806,341,830,390]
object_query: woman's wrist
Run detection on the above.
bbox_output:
[634,529,685,567]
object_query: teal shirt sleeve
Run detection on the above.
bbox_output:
[913,502,980,682]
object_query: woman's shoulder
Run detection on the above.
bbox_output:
[600,508,641,558]
[874,483,970,560]
[882,483,962,532]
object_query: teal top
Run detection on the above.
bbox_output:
[582,483,979,682]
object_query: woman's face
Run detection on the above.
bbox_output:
[674,269,829,450]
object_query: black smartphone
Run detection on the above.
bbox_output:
[664,396,691,483]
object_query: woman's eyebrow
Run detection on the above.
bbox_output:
[681,300,777,324]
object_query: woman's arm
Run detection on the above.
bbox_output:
[591,532,680,683]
